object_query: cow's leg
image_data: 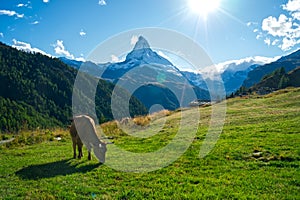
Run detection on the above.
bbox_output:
[72,140,76,159]
[78,143,83,159]
[85,143,92,160]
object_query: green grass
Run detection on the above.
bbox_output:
[0,88,300,199]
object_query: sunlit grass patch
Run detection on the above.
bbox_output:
[0,88,300,199]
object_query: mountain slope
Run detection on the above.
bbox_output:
[220,64,260,94]
[182,57,274,95]
[101,36,174,80]
[0,42,147,132]
[287,67,300,87]
[61,36,210,111]
[250,67,300,94]
[2,88,299,199]
[243,49,300,88]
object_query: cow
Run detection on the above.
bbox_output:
[70,115,107,163]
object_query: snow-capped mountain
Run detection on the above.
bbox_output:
[126,36,173,66]
[216,56,278,73]
[61,36,209,112]
[60,36,282,103]
[101,36,177,80]
[181,56,278,95]
[243,49,300,88]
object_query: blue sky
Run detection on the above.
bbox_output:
[0,0,300,64]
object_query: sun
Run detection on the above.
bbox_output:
[188,0,220,19]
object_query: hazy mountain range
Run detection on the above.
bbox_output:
[59,36,299,96]
[1,36,300,132]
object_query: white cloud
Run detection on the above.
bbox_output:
[247,21,258,27]
[17,2,31,8]
[272,39,280,46]
[130,35,139,46]
[53,40,75,59]
[43,0,50,3]
[31,21,39,25]
[74,57,86,62]
[292,12,300,20]
[0,9,24,18]
[79,30,86,36]
[256,0,300,51]
[0,33,3,37]
[264,38,271,46]
[256,33,263,40]
[282,0,300,13]
[262,14,293,37]
[215,56,279,73]
[52,40,85,61]
[98,0,106,6]
[280,37,300,51]
[12,39,51,57]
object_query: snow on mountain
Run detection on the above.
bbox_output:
[102,36,180,80]
[132,36,150,50]
[181,56,280,95]
[124,36,173,66]
[216,56,279,73]
[60,36,282,97]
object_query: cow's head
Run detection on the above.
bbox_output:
[94,141,107,163]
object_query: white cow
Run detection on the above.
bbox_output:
[70,115,107,163]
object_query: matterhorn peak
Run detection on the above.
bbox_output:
[125,35,173,66]
[133,36,151,50]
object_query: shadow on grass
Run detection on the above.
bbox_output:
[16,159,102,180]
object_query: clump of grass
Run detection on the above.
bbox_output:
[100,120,126,137]
[150,109,172,121]
[130,110,172,127]
[133,115,151,126]
[1,128,69,148]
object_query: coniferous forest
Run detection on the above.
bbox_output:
[0,42,147,132]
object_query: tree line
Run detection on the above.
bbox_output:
[0,42,147,133]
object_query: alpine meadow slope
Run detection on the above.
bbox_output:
[0,87,299,199]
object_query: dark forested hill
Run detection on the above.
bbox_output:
[250,67,300,94]
[0,42,147,132]
[242,49,300,88]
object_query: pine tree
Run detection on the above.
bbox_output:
[278,75,289,89]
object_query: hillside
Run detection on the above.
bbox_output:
[61,36,210,111]
[287,67,300,87]
[243,49,300,88]
[249,67,300,94]
[0,87,299,199]
[0,42,147,132]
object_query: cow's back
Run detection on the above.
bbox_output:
[72,115,99,144]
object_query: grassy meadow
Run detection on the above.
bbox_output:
[0,88,299,199]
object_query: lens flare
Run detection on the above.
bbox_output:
[188,0,220,18]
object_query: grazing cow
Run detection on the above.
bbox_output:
[70,115,107,163]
